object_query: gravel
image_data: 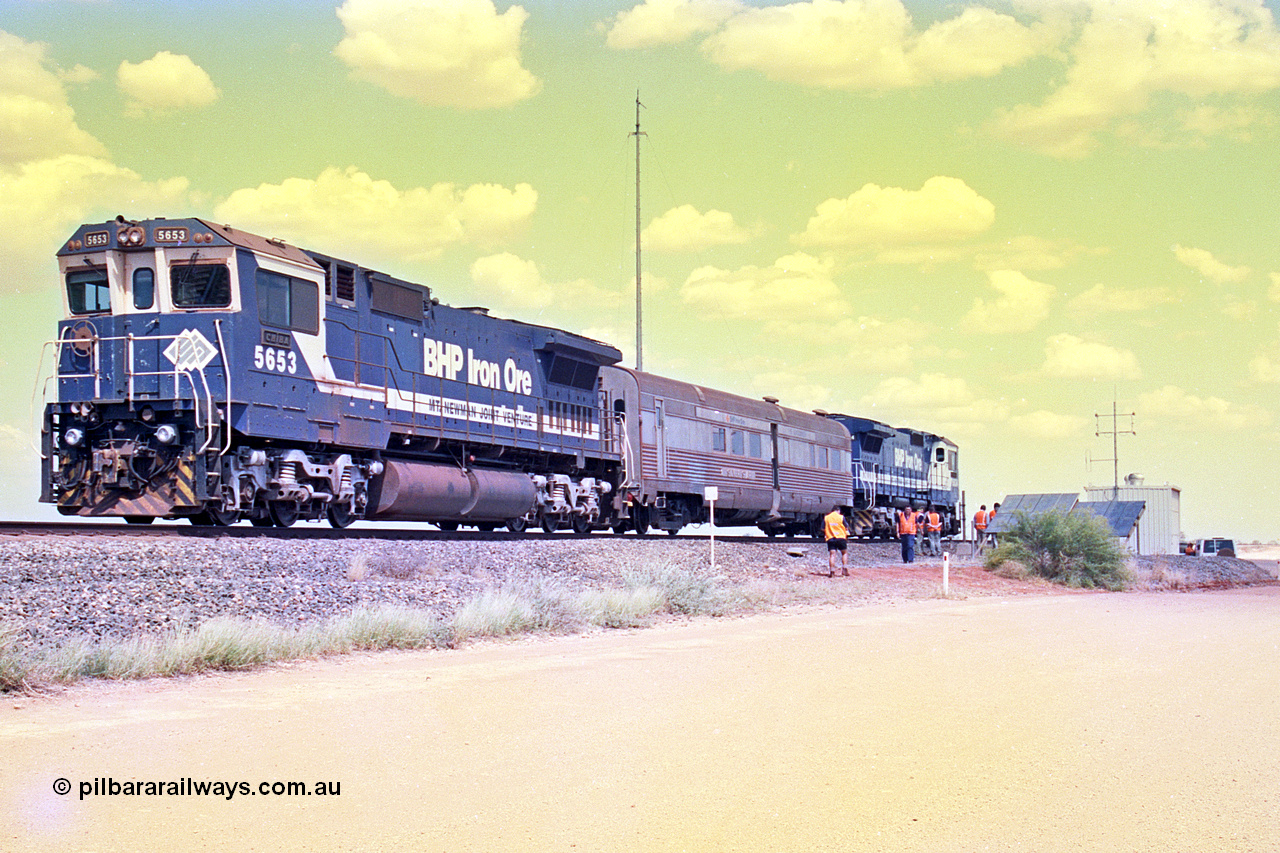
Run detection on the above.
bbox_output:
[0,533,1273,652]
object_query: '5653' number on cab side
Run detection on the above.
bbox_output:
[254,345,297,375]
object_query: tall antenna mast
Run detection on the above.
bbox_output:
[1093,393,1136,499]
[630,92,646,372]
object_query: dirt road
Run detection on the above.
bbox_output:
[4,587,1278,852]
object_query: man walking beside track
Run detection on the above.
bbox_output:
[973,504,989,553]
[924,504,943,557]
[898,504,917,564]
[823,507,849,577]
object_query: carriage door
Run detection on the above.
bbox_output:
[654,398,667,479]
[770,423,780,489]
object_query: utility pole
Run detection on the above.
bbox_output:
[1094,396,1136,500]
[630,92,646,372]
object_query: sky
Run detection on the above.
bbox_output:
[2,0,1280,541]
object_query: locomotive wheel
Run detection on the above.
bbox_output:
[631,506,650,535]
[268,501,299,528]
[437,522,459,532]
[540,516,560,534]
[190,507,240,526]
[506,517,528,534]
[123,516,154,525]
[249,511,274,528]
[327,503,355,529]
[571,515,592,536]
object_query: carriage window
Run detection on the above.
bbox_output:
[748,432,762,458]
[712,427,726,452]
[132,268,155,310]
[66,268,110,314]
[171,263,231,308]
[731,430,744,456]
[257,269,319,335]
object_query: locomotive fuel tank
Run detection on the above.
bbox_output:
[367,460,537,524]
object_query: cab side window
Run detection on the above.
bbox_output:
[257,269,319,335]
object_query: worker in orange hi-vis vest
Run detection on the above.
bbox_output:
[823,507,849,577]
[973,505,989,554]
[897,505,918,564]
[924,505,943,557]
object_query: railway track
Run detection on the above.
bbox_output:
[0,519,827,545]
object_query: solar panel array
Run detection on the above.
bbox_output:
[1075,501,1146,537]
[984,493,1079,534]
[984,493,1145,538]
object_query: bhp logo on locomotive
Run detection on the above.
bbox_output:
[893,447,924,472]
[423,339,533,395]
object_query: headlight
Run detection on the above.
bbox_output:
[154,424,179,444]
[64,427,84,447]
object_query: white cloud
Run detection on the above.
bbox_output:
[215,166,536,262]
[469,252,622,316]
[960,269,1055,335]
[857,372,1009,437]
[1040,333,1141,380]
[794,176,994,250]
[606,0,742,49]
[973,235,1099,273]
[1172,244,1251,284]
[0,30,106,165]
[117,52,220,116]
[988,0,1280,157]
[642,204,749,252]
[698,0,1057,90]
[1067,282,1176,314]
[335,0,540,109]
[1139,384,1270,431]
[0,155,190,286]
[1009,409,1089,440]
[679,252,846,319]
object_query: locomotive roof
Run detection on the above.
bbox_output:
[60,217,321,270]
[612,367,849,440]
[828,411,955,447]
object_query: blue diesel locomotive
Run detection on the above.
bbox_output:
[826,414,961,538]
[38,216,959,538]
[41,217,621,531]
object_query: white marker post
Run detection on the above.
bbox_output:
[704,486,719,571]
[943,552,950,596]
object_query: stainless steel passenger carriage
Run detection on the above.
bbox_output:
[600,367,853,536]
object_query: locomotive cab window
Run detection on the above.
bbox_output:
[257,269,319,335]
[171,263,231,308]
[132,268,155,310]
[66,267,110,315]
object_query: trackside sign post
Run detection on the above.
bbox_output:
[704,486,718,571]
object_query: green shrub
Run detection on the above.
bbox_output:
[984,510,1132,590]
